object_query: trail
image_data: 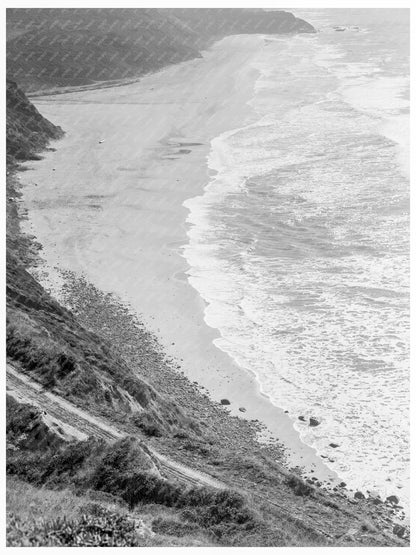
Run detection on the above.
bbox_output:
[6,364,226,491]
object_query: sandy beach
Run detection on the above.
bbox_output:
[19,35,337,483]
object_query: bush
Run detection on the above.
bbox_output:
[131,411,163,437]
[285,475,314,497]
[6,323,77,388]
[7,511,144,547]
[122,473,182,509]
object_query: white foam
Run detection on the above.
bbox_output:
[182,25,409,514]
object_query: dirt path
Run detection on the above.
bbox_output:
[6,364,226,491]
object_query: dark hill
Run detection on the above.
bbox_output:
[6,79,63,161]
[6,8,314,92]
[166,8,315,42]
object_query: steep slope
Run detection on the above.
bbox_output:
[6,8,314,92]
[6,255,198,437]
[6,79,63,160]
[6,8,201,91]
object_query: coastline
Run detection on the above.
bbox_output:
[18,35,338,484]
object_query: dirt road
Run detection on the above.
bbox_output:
[6,364,226,491]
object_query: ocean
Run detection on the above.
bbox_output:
[183,9,409,509]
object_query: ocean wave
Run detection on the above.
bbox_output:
[182,23,409,512]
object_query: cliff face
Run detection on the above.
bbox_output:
[6,79,63,160]
[6,8,314,92]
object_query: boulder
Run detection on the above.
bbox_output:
[298,415,306,422]
[354,491,365,500]
[309,417,320,427]
[386,495,399,505]
[393,524,406,539]
[238,407,246,412]
[329,442,339,448]
[220,399,230,405]
[361,520,377,533]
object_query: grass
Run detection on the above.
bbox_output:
[6,478,215,547]
[6,254,201,439]
[6,414,274,547]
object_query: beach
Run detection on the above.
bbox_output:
[19,35,337,483]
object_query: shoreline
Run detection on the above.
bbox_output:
[18,35,339,485]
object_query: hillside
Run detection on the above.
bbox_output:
[166,8,315,41]
[6,79,63,161]
[6,8,314,92]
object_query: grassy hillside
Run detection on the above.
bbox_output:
[6,8,314,92]
[6,79,63,161]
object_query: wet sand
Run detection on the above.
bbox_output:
[20,35,337,483]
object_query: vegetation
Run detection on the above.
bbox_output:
[285,475,314,497]
[7,511,144,547]
[6,478,216,547]
[6,79,63,161]
[6,8,314,92]
[6,254,200,437]
[6,424,267,546]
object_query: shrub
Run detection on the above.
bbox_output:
[131,411,163,437]
[7,511,143,547]
[285,475,314,497]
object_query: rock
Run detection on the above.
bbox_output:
[361,520,377,533]
[354,491,365,500]
[393,524,406,538]
[386,495,399,505]
[339,482,347,488]
[220,399,230,405]
[309,417,320,427]
[329,442,339,448]
[284,410,289,413]
[238,407,246,412]
[298,415,306,422]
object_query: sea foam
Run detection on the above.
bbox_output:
[183,17,409,515]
